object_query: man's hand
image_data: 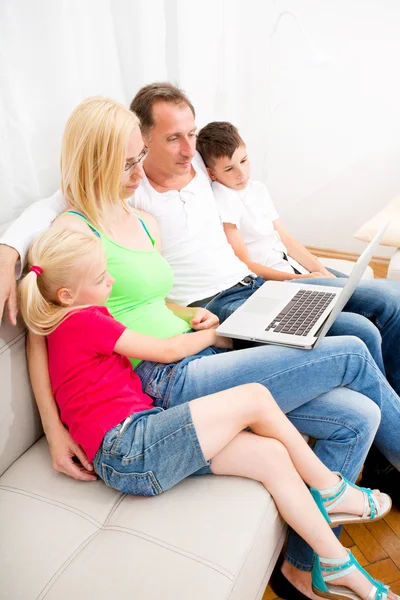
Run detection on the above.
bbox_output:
[0,245,19,326]
[46,424,97,481]
[190,308,219,330]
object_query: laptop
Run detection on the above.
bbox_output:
[217,222,389,349]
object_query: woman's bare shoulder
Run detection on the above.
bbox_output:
[50,213,94,235]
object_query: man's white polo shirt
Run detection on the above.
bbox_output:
[133,158,250,306]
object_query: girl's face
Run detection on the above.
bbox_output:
[60,249,115,308]
[120,126,148,200]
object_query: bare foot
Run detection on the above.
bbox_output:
[281,560,321,600]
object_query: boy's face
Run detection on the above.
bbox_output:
[207,145,250,191]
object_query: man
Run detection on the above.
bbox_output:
[0,83,399,600]
[129,81,400,496]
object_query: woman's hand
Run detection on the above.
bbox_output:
[190,308,220,330]
[46,424,97,481]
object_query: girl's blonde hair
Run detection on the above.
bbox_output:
[60,96,140,231]
[19,228,103,336]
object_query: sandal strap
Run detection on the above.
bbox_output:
[310,472,382,522]
[361,486,381,519]
[318,555,356,582]
[314,552,390,598]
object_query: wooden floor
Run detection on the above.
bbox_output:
[263,505,400,599]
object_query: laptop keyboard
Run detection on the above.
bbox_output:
[265,290,336,336]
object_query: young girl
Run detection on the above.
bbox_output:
[19,227,396,600]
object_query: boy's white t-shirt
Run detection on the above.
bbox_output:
[212,180,307,274]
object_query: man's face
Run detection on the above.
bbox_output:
[208,145,251,191]
[144,101,197,177]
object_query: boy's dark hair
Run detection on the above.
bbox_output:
[196,121,245,168]
[130,82,195,136]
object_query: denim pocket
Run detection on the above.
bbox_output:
[101,463,162,496]
[140,364,175,403]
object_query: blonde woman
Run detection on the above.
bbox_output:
[25,97,400,600]
[19,226,396,600]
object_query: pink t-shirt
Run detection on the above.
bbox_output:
[47,306,154,461]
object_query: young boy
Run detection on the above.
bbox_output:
[196,121,335,282]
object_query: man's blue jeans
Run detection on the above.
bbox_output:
[135,335,399,570]
[294,272,400,395]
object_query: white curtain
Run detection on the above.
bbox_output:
[1,0,400,255]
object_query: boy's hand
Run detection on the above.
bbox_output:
[190,308,219,330]
[0,245,19,326]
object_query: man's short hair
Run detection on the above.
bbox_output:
[196,121,245,168]
[130,82,195,136]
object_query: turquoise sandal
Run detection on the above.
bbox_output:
[310,472,391,527]
[312,551,399,600]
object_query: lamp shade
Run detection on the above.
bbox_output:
[354,197,400,248]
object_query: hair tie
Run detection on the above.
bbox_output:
[30,265,43,276]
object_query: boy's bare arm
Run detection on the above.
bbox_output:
[223,223,324,281]
[273,220,335,278]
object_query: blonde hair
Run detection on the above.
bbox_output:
[60,96,140,231]
[19,228,103,336]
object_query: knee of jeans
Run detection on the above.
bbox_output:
[343,334,372,358]
[357,399,381,441]
[351,316,382,351]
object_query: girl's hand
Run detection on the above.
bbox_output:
[46,424,97,481]
[190,308,219,330]
[214,334,233,350]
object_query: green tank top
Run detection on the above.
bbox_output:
[65,210,190,367]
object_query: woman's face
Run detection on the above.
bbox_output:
[120,126,147,200]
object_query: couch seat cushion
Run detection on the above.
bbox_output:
[0,437,286,600]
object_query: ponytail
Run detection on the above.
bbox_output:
[19,228,103,336]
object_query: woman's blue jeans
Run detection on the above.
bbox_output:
[135,334,400,570]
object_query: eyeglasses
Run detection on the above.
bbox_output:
[124,145,149,174]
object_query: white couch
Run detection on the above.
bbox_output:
[0,309,286,600]
[0,255,378,599]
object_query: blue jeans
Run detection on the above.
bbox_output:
[135,335,399,570]
[295,272,400,395]
[93,405,211,495]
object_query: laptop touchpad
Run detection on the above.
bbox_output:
[242,297,281,314]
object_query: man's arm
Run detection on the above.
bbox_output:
[223,224,324,281]
[0,245,20,325]
[26,333,96,481]
[0,191,67,323]
[273,220,335,278]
